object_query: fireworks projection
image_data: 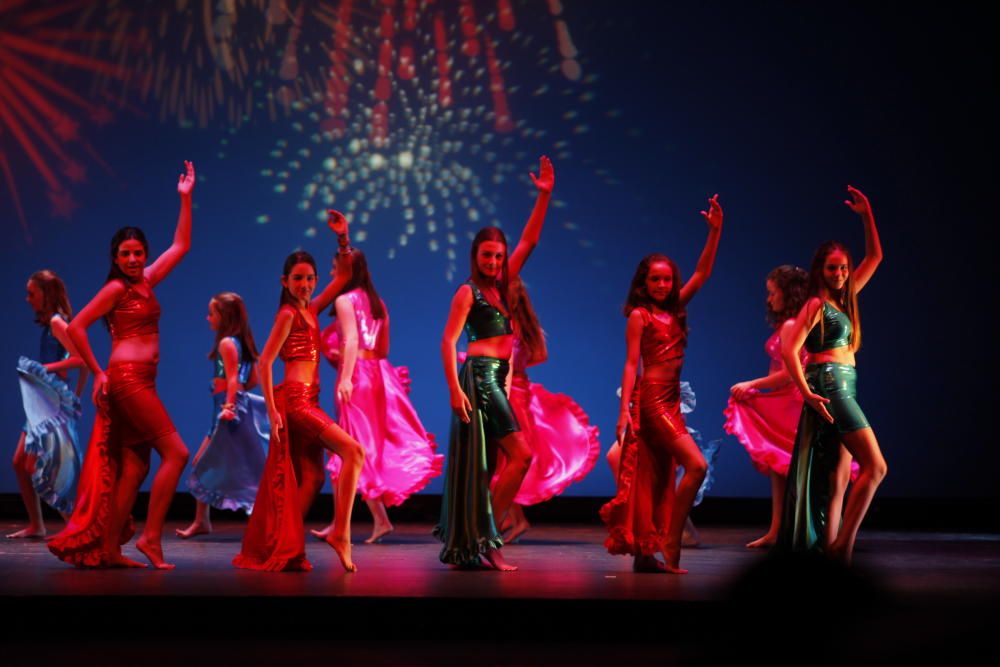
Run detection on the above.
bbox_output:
[0,0,127,242]
[256,0,597,280]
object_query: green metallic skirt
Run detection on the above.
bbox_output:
[778,363,870,552]
[433,356,520,566]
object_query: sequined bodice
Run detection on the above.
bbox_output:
[637,307,686,367]
[39,316,68,363]
[279,306,320,363]
[213,336,253,383]
[107,278,160,340]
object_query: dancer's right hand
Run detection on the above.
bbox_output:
[91,372,109,409]
[269,410,284,444]
[804,391,834,423]
[450,389,472,423]
[730,381,756,400]
[616,408,634,442]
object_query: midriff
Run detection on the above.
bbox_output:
[109,334,160,365]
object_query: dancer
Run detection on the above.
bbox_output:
[493,277,600,543]
[310,248,443,544]
[233,210,364,572]
[435,155,554,570]
[48,161,196,569]
[9,271,87,538]
[177,293,269,538]
[601,194,723,574]
[726,266,859,548]
[778,186,885,563]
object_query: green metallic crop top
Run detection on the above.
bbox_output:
[463,281,513,342]
[805,301,852,352]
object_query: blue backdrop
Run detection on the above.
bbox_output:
[1,1,992,499]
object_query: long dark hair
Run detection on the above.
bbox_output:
[469,226,510,313]
[509,277,547,365]
[279,250,317,309]
[765,265,809,328]
[105,227,148,286]
[622,253,686,330]
[208,292,259,363]
[28,270,72,326]
[329,248,385,320]
[103,227,149,329]
[807,241,861,350]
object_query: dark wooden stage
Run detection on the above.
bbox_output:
[2,519,997,664]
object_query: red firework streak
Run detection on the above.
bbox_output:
[323,0,354,137]
[0,0,127,241]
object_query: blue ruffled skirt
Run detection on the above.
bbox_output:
[17,356,82,514]
[187,391,270,514]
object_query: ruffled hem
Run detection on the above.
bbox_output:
[723,400,792,477]
[47,410,115,568]
[515,385,601,506]
[187,476,254,514]
[432,525,504,566]
[603,527,667,557]
[232,554,312,572]
[357,447,445,507]
[17,356,82,514]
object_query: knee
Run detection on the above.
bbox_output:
[685,456,708,480]
[869,459,888,484]
[174,446,191,468]
[345,440,365,469]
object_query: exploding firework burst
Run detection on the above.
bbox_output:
[0,0,128,242]
[257,0,596,279]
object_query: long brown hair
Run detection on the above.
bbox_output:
[765,265,809,328]
[509,277,547,365]
[808,241,861,350]
[279,251,317,309]
[29,270,72,326]
[329,248,386,320]
[622,253,687,331]
[208,292,259,363]
[469,226,510,313]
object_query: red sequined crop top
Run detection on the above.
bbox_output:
[108,278,160,340]
[279,305,320,363]
[636,307,686,367]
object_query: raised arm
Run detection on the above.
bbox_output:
[844,185,882,293]
[217,337,241,422]
[66,281,127,406]
[679,194,723,306]
[335,295,358,405]
[258,309,294,444]
[616,309,645,442]
[507,156,554,281]
[310,210,353,314]
[781,299,833,423]
[441,285,474,423]
[146,160,195,287]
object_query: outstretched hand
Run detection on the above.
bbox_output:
[700,194,723,230]
[529,155,554,194]
[843,185,872,217]
[327,209,349,236]
[177,160,196,197]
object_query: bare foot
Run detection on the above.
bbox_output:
[108,552,148,569]
[326,535,357,572]
[746,532,778,549]
[660,546,689,574]
[482,547,517,571]
[175,521,212,539]
[309,524,334,540]
[364,522,394,544]
[6,526,46,539]
[503,519,530,544]
[682,520,701,548]
[135,537,176,570]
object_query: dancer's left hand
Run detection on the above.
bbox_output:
[327,209,349,236]
[337,378,353,404]
[700,194,723,230]
[843,185,872,217]
[177,160,196,197]
[529,155,554,193]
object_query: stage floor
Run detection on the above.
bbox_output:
[2,522,998,598]
[3,522,997,663]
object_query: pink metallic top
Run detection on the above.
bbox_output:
[108,278,160,341]
[342,289,386,353]
[766,323,809,372]
[278,305,320,363]
[636,307,686,368]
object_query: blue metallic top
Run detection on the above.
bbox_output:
[463,281,513,342]
[213,336,253,384]
[805,301,852,352]
[39,315,68,364]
